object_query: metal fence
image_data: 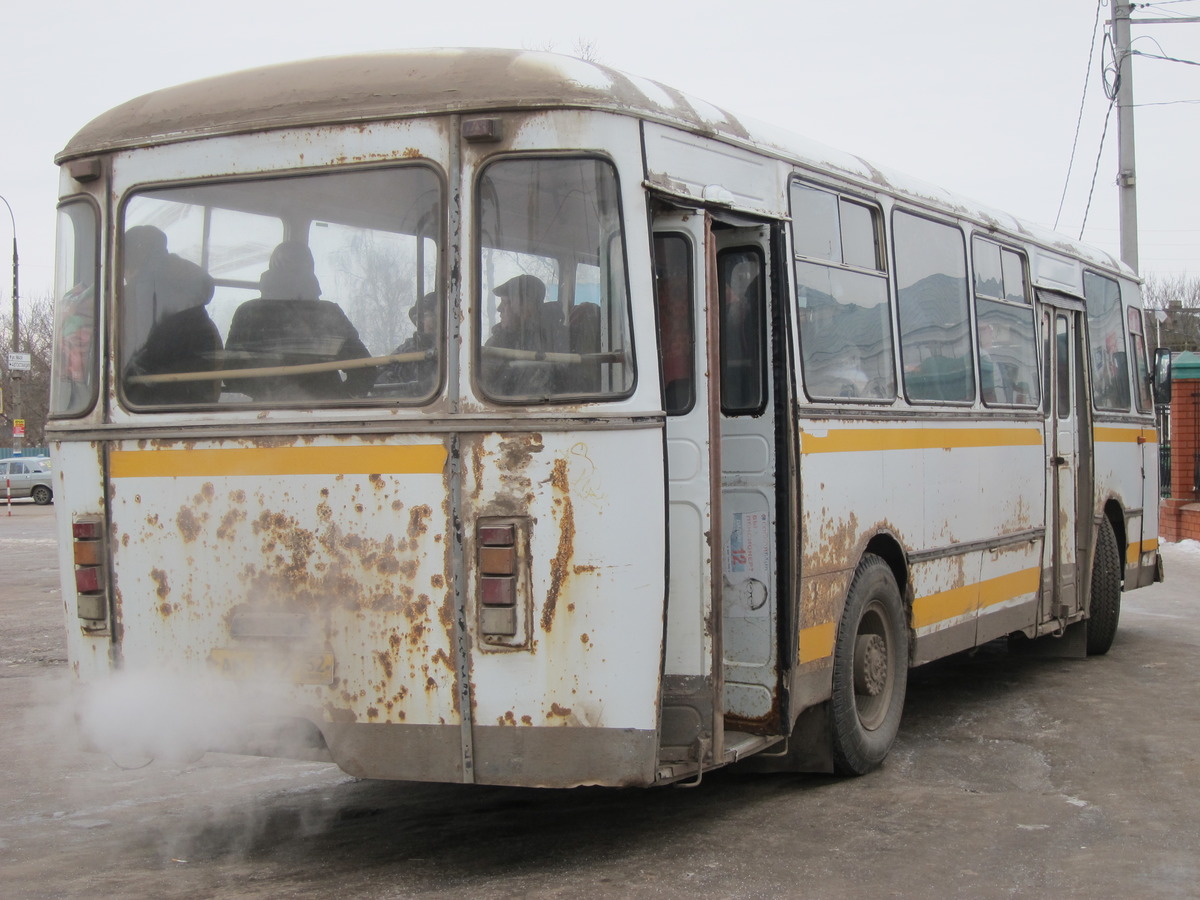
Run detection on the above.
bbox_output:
[0,447,49,460]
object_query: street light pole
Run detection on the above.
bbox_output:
[0,194,20,456]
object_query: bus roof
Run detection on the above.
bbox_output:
[57,48,744,161]
[57,47,1127,277]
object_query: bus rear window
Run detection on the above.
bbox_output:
[119,165,442,408]
[476,157,634,403]
[50,201,99,417]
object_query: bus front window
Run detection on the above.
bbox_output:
[118,165,442,408]
[476,157,634,403]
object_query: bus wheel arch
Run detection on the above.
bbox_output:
[829,548,910,776]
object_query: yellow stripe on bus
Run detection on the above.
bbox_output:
[799,621,837,662]
[1094,426,1157,444]
[109,445,448,479]
[912,566,1041,630]
[800,427,1043,455]
[1126,537,1159,566]
[798,566,1040,661]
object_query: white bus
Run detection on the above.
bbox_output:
[49,49,1165,787]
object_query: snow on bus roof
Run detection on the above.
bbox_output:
[57,47,1126,276]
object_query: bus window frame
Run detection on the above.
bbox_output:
[471,151,637,407]
[49,195,102,420]
[113,161,448,412]
[789,179,895,406]
[892,208,975,407]
[970,236,1041,411]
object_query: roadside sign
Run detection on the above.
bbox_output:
[13,419,24,438]
[7,352,31,371]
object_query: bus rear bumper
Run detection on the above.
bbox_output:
[320,721,659,788]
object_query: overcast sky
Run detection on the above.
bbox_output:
[3,0,1199,300]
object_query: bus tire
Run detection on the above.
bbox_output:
[1086,516,1121,656]
[830,553,909,776]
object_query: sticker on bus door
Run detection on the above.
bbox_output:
[724,510,770,618]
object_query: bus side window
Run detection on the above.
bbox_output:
[972,238,1039,408]
[790,184,894,403]
[653,234,695,414]
[894,211,974,403]
[717,248,766,415]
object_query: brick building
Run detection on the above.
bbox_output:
[1160,351,1200,542]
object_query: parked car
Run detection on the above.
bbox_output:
[1,457,54,505]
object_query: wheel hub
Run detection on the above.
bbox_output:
[854,633,888,696]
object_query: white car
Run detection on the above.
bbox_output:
[1,457,54,505]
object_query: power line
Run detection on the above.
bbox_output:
[1079,95,1119,242]
[1132,48,1200,64]
[1055,0,1106,230]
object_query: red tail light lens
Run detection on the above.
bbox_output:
[72,515,107,626]
[479,522,517,607]
[75,565,103,594]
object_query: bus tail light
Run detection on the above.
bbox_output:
[72,515,108,629]
[477,519,526,642]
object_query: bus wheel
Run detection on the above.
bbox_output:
[830,553,908,775]
[1086,517,1121,656]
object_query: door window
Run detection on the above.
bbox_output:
[1083,272,1131,411]
[654,234,695,415]
[717,248,766,415]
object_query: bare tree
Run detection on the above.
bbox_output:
[1143,273,1200,353]
[572,39,602,63]
[0,292,53,451]
[524,38,603,64]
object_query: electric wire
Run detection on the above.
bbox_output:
[1079,95,1119,242]
[1055,0,1107,230]
[1132,48,1200,65]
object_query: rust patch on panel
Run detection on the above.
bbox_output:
[501,435,545,472]
[802,510,861,576]
[216,508,246,541]
[542,458,576,633]
[176,506,203,543]
[374,650,394,679]
[548,703,572,719]
[150,567,170,600]
[407,505,433,545]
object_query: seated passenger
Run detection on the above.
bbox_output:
[481,274,554,396]
[377,291,439,396]
[486,274,548,353]
[122,225,222,405]
[225,241,375,401]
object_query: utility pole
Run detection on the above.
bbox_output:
[1111,6,1200,274]
[1112,1,1139,273]
[0,194,18,457]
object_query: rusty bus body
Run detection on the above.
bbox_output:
[49,49,1162,787]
